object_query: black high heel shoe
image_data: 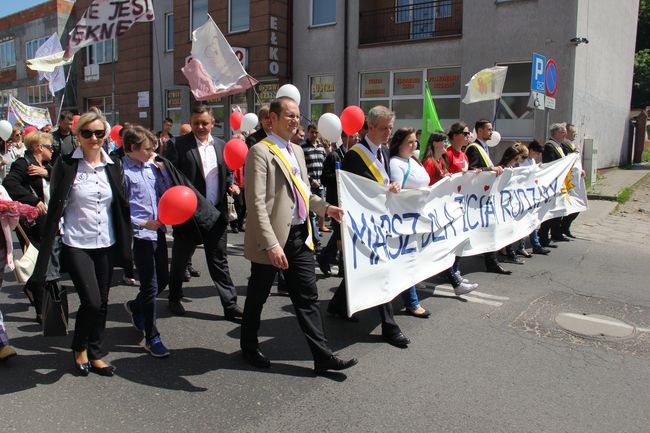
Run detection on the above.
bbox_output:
[72,352,90,377]
[89,360,116,377]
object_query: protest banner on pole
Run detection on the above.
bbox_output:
[6,96,53,129]
[337,153,587,316]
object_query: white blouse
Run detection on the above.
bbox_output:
[62,148,115,249]
[389,156,430,189]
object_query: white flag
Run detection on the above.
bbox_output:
[181,16,257,100]
[462,66,508,104]
[65,0,155,58]
[26,50,73,73]
[32,33,66,96]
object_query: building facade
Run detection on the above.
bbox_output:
[0,0,76,123]
[292,0,639,171]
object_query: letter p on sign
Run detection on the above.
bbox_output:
[531,52,546,93]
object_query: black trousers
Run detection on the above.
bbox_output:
[539,217,563,244]
[131,233,168,340]
[561,212,579,233]
[241,223,333,362]
[169,218,238,313]
[62,245,114,360]
[230,190,245,229]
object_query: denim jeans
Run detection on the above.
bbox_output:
[400,287,420,310]
[132,232,168,340]
[310,187,324,245]
[529,229,542,248]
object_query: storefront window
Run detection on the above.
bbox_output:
[166,89,183,135]
[496,62,534,139]
[309,75,335,123]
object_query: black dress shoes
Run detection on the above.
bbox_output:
[224,305,244,321]
[564,230,576,239]
[169,299,186,316]
[72,353,90,377]
[382,332,411,348]
[183,269,191,282]
[316,254,332,277]
[487,264,512,275]
[242,349,271,368]
[314,355,358,374]
[89,362,116,377]
[551,235,570,242]
[532,246,550,255]
[188,265,201,277]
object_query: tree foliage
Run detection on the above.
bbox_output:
[633,0,650,107]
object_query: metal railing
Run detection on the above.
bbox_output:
[359,0,463,45]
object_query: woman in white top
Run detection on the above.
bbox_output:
[32,111,133,377]
[388,128,431,318]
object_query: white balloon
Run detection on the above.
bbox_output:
[486,131,501,147]
[467,129,477,144]
[240,112,259,132]
[0,120,12,141]
[317,113,342,142]
[276,84,301,105]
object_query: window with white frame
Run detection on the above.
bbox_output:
[229,0,249,33]
[86,96,118,124]
[165,90,183,135]
[25,36,49,60]
[87,39,117,65]
[165,13,174,51]
[27,84,52,104]
[0,88,17,119]
[0,39,16,69]
[311,0,336,26]
[309,75,335,123]
[495,62,534,140]
[359,67,461,131]
[191,0,209,34]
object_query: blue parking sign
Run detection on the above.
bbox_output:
[531,52,546,93]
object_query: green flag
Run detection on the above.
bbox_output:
[420,81,445,160]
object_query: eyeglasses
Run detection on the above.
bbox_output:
[462,131,471,136]
[42,144,53,150]
[79,129,106,139]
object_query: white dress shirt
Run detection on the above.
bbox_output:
[196,134,219,205]
[62,147,115,249]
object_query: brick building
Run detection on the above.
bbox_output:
[0,0,76,123]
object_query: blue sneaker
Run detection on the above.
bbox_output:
[145,336,170,358]
[124,300,145,332]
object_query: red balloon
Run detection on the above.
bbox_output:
[224,138,248,170]
[229,111,243,131]
[340,105,365,135]
[110,124,123,147]
[72,115,80,130]
[158,186,198,225]
[24,126,38,136]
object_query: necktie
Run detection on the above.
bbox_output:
[376,148,383,163]
[285,144,307,220]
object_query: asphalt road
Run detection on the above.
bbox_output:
[2,189,650,432]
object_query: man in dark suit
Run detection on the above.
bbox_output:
[163,105,242,320]
[327,105,410,349]
[244,105,271,149]
[465,119,512,275]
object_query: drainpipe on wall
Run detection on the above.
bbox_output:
[343,0,348,107]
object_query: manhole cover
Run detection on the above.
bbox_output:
[555,313,636,340]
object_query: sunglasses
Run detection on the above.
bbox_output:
[42,144,53,150]
[462,131,471,136]
[79,129,106,139]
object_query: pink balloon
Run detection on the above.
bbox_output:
[110,124,123,147]
[72,115,81,130]
[229,112,243,131]
[224,139,248,170]
[340,105,365,135]
[158,186,198,225]
[24,126,38,136]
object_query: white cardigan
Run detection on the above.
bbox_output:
[0,185,18,271]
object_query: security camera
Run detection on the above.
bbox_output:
[570,37,589,45]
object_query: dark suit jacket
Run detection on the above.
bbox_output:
[245,128,267,149]
[466,140,491,170]
[543,140,565,163]
[2,151,51,206]
[31,153,133,285]
[321,146,346,205]
[163,132,233,222]
[341,138,391,182]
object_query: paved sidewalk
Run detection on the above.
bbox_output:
[588,163,650,201]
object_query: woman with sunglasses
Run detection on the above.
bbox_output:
[31,111,132,377]
[3,131,55,321]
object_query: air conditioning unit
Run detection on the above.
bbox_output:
[84,64,99,82]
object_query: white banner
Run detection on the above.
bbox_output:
[6,96,53,129]
[34,33,66,96]
[462,66,508,104]
[65,0,155,58]
[338,153,587,315]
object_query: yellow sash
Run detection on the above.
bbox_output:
[262,139,314,250]
[350,145,385,184]
[545,140,566,158]
[562,139,576,152]
[466,143,492,168]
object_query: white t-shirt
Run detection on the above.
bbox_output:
[389,156,430,189]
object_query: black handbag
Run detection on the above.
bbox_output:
[42,282,69,337]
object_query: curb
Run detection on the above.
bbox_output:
[587,193,618,201]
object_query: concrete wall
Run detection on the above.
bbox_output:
[572,0,638,168]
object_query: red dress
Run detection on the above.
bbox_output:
[423,158,445,185]
[446,147,468,175]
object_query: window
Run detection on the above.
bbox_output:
[203,97,226,138]
[359,67,461,131]
[25,37,49,60]
[229,0,249,33]
[309,75,335,122]
[0,39,16,69]
[191,0,209,33]
[311,0,336,26]
[436,0,452,17]
[165,90,183,135]
[87,39,117,65]
[165,13,174,51]
[0,88,17,119]
[495,62,534,140]
[86,96,118,124]
[27,84,52,104]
